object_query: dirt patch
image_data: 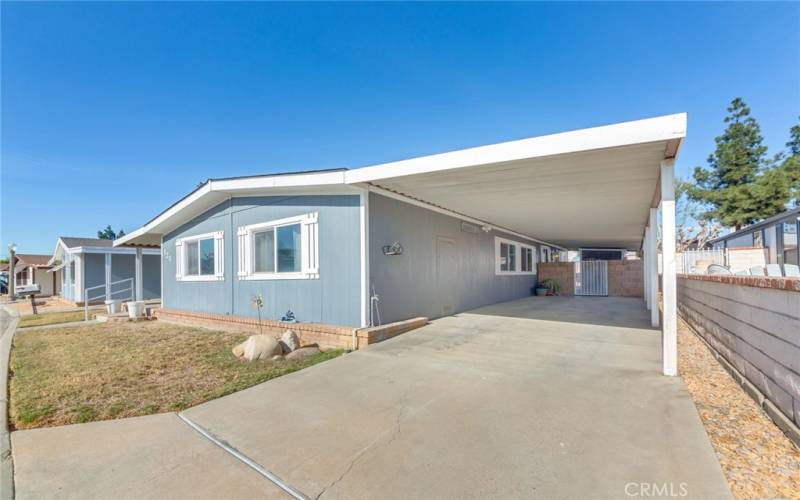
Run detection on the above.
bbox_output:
[9,321,344,429]
[678,317,800,499]
[2,296,78,315]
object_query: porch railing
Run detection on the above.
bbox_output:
[84,278,135,321]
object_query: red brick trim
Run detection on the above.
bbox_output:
[354,317,428,348]
[154,308,428,350]
[678,273,800,292]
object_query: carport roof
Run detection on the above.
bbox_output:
[116,113,686,249]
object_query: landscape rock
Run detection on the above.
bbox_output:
[280,330,301,353]
[243,335,283,361]
[285,346,321,361]
[232,342,246,358]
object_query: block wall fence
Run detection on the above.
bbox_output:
[678,274,800,445]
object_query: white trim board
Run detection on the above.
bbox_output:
[69,247,162,256]
[345,113,686,184]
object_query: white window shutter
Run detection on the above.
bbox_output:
[237,227,248,278]
[214,231,225,279]
[301,212,319,277]
[175,240,184,280]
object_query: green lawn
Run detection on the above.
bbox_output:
[9,321,344,429]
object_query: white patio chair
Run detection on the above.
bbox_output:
[765,264,783,277]
[707,264,733,275]
[784,264,800,278]
[749,266,766,276]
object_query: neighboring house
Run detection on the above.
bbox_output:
[709,207,800,267]
[49,237,161,304]
[10,254,57,296]
[115,113,684,345]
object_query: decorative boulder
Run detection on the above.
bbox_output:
[280,330,301,353]
[232,342,246,358]
[285,346,321,361]
[242,335,283,362]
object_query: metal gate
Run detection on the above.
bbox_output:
[575,260,608,296]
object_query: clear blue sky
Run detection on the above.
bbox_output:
[2,2,798,256]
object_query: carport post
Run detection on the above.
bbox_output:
[643,227,651,310]
[648,207,659,328]
[660,160,677,376]
[105,253,112,301]
[135,247,144,301]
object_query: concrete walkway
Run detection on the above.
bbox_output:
[11,297,732,499]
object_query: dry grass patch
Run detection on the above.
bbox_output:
[18,310,95,328]
[9,321,344,429]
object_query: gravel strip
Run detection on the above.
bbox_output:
[678,317,800,500]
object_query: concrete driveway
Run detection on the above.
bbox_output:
[12,297,731,499]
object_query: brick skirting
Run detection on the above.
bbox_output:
[155,308,428,350]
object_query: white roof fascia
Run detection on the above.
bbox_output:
[114,182,213,247]
[75,246,161,255]
[115,113,686,249]
[211,170,347,191]
[114,173,351,247]
[48,238,67,266]
[345,113,687,184]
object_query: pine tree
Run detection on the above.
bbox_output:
[782,119,800,205]
[690,98,792,230]
[97,225,125,240]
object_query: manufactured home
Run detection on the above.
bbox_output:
[50,237,161,304]
[10,254,56,296]
[117,113,685,375]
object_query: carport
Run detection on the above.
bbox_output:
[348,113,685,376]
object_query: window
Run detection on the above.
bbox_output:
[782,221,798,265]
[500,242,515,271]
[753,230,763,248]
[580,249,624,261]
[541,246,551,263]
[238,212,319,280]
[495,237,536,275]
[521,246,534,272]
[175,231,224,281]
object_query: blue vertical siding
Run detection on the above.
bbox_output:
[142,254,161,299]
[368,193,542,324]
[83,253,106,301]
[162,195,362,327]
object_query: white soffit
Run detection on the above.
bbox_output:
[350,113,686,249]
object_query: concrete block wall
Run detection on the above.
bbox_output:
[678,274,800,433]
[537,263,575,296]
[608,260,644,297]
[538,260,643,297]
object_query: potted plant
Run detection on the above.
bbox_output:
[535,279,560,296]
[534,282,549,296]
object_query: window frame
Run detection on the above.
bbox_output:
[175,231,225,282]
[495,236,537,276]
[238,212,319,281]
